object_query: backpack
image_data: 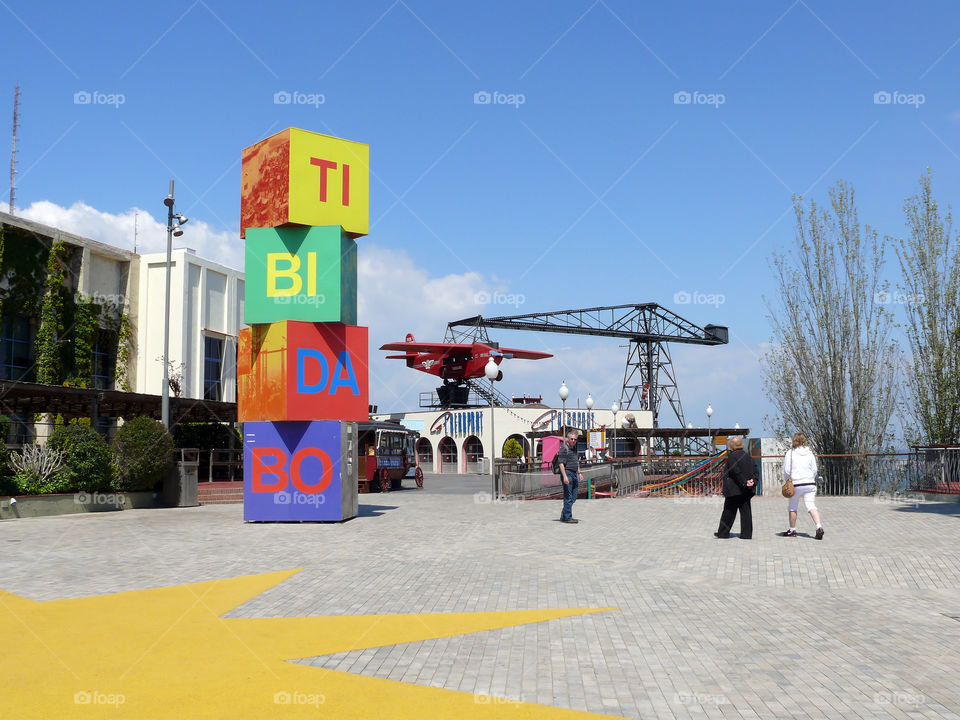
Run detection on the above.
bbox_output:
[551,447,563,475]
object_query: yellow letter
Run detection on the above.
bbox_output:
[307,252,317,296]
[267,253,301,297]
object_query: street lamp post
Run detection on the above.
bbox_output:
[610,402,618,460]
[585,393,594,451]
[161,182,188,430]
[485,358,499,500]
[584,394,594,467]
[558,381,569,437]
[706,404,714,454]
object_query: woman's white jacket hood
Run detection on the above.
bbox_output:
[783,446,818,483]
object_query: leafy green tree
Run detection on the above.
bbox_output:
[895,171,960,445]
[762,181,899,457]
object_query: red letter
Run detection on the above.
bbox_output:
[252,448,288,492]
[290,447,333,494]
[309,157,338,202]
[341,163,350,206]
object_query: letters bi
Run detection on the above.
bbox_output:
[251,447,332,493]
[267,252,321,297]
[296,348,360,396]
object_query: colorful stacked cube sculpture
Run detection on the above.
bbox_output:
[239,128,368,522]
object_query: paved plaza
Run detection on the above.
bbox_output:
[2,474,960,719]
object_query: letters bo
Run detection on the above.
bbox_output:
[243,420,356,522]
[240,127,369,238]
[251,446,332,493]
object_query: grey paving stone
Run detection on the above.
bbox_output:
[1,478,959,719]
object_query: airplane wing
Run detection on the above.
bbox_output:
[379,342,473,353]
[497,347,553,360]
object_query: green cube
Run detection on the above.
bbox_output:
[244,226,357,324]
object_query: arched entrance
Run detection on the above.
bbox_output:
[463,435,484,474]
[416,437,434,471]
[438,436,458,473]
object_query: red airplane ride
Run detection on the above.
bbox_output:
[380,334,552,382]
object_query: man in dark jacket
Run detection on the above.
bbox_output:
[715,436,757,539]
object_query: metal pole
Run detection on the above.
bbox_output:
[161,180,174,429]
[489,382,496,499]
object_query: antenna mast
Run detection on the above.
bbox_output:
[10,85,20,213]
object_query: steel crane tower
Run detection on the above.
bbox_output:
[445,303,728,430]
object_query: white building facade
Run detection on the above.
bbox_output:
[373,406,653,474]
[136,249,244,403]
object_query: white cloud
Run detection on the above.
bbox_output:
[17,200,240,269]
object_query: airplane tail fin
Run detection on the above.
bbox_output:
[405,333,415,342]
[404,333,415,366]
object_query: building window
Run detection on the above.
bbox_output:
[3,414,35,446]
[0,315,33,382]
[204,335,224,400]
[92,331,116,390]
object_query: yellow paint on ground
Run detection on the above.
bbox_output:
[1,569,617,718]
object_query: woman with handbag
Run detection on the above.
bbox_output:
[779,433,824,539]
[715,436,757,539]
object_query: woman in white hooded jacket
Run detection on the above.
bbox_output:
[780,433,824,539]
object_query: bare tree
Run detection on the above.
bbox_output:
[895,171,960,445]
[762,181,899,456]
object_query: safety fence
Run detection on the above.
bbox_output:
[498,448,960,501]
[498,460,645,500]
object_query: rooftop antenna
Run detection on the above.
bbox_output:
[9,85,20,214]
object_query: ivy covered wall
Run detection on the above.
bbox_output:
[0,224,131,389]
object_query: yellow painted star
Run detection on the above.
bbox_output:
[1,569,617,718]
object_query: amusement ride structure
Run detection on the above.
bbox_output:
[441,303,728,432]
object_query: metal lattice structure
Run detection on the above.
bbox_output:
[446,304,728,430]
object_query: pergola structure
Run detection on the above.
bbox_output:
[0,381,237,426]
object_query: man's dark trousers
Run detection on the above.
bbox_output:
[561,476,579,520]
[717,494,752,538]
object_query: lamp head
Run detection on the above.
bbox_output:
[585,394,594,410]
[484,358,499,381]
[558,382,569,402]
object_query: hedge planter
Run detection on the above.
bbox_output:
[0,491,163,520]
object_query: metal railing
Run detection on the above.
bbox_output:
[759,454,916,496]
[498,460,643,500]
[491,449,960,500]
[910,446,960,494]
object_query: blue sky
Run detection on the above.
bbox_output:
[4,0,960,437]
